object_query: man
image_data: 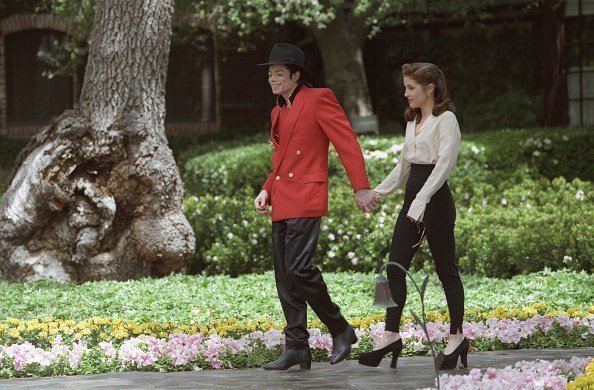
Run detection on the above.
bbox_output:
[254,43,377,370]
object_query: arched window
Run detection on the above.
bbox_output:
[5,29,73,126]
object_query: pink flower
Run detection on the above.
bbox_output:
[99,341,117,358]
[211,356,223,369]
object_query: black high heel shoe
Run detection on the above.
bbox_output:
[435,338,469,370]
[358,339,403,368]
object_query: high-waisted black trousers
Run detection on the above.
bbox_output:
[272,217,348,348]
[385,164,464,335]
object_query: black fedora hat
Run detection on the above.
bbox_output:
[258,43,311,74]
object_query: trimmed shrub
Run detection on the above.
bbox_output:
[457,177,594,277]
[183,177,593,276]
[181,127,594,277]
[183,143,272,196]
[183,190,271,276]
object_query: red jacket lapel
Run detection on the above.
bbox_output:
[273,87,307,170]
[269,107,280,148]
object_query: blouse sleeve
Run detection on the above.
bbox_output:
[407,113,461,222]
[373,140,411,196]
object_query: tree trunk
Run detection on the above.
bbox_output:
[0,0,195,282]
[542,0,567,126]
[312,8,374,125]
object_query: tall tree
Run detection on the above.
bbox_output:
[0,0,195,282]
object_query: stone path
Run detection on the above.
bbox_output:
[0,348,591,389]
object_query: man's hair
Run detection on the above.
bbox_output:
[285,64,312,86]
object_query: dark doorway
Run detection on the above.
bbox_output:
[166,37,215,123]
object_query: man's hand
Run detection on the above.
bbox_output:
[254,190,270,215]
[355,189,378,213]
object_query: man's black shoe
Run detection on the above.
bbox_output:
[330,325,358,364]
[263,347,312,370]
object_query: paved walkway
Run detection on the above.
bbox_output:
[0,348,592,389]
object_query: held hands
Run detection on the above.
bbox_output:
[254,190,270,215]
[355,189,378,213]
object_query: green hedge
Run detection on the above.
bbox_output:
[183,127,594,200]
[183,177,593,277]
[182,143,272,196]
[181,127,594,277]
[457,177,593,277]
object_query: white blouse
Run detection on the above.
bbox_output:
[373,111,461,222]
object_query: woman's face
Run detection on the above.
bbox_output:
[403,75,432,109]
[268,64,299,97]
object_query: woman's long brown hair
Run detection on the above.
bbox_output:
[402,63,456,123]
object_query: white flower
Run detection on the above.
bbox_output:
[328,251,336,258]
[227,232,234,240]
[355,234,361,240]
[501,198,508,206]
[389,143,404,153]
[365,150,389,160]
[464,193,470,200]
[471,145,480,155]
[337,229,343,235]
[351,258,359,266]
[412,340,425,351]
[347,252,355,259]
[544,138,551,145]
[251,239,258,245]
[576,189,585,201]
[563,255,573,264]
[562,135,569,141]
[532,150,541,157]
[328,233,336,241]
[526,203,532,209]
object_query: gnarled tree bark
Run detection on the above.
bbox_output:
[0,0,195,282]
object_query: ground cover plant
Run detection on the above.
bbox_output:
[1,269,591,324]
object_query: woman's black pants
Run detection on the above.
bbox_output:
[272,217,348,348]
[385,164,464,335]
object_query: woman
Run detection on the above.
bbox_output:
[358,63,468,370]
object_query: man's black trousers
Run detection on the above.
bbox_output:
[272,217,348,348]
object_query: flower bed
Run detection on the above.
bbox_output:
[567,359,594,389]
[0,304,592,378]
[433,357,592,390]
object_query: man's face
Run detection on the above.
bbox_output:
[268,64,299,96]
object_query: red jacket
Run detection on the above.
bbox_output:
[261,87,370,222]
